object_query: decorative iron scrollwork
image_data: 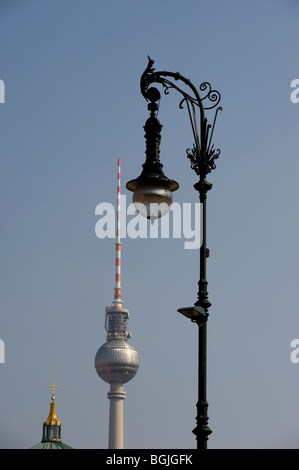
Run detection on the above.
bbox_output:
[186,143,221,177]
[140,57,222,179]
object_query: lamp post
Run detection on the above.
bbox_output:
[126,57,222,450]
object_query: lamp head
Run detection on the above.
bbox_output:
[126,85,179,222]
[126,170,179,222]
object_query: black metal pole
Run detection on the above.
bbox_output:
[193,181,212,449]
[195,321,209,450]
[128,58,222,450]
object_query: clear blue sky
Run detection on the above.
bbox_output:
[1,0,299,449]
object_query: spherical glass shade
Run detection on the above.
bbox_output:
[133,185,173,221]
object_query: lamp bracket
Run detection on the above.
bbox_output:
[140,57,222,179]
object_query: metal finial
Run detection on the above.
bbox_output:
[49,382,57,401]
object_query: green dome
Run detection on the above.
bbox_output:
[31,441,73,449]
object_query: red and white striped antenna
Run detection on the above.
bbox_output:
[113,159,122,308]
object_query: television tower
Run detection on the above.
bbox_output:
[95,159,139,449]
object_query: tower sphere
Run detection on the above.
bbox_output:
[95,339,139,384]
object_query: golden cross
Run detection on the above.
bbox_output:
[49,382,58,398]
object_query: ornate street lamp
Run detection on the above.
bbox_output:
[126,57,222,449]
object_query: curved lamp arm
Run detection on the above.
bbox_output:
[140,57,222,179]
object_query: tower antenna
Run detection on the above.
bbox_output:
[113,159,122,308]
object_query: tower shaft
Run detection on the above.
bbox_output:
[108,383,126,449]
